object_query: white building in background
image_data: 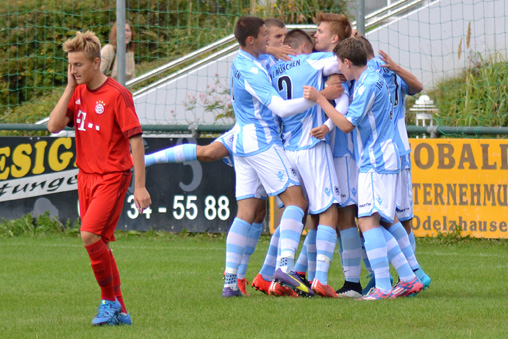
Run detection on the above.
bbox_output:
[366,0,508,90]
[132,0,508,127]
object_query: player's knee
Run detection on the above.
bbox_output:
[320,205,338,227]
[295,199,307,212]
[279,186,307,211]
[253,204,267,223]
[401,219,412,234]
[236,212,256,224]
[292,197,307,212]
[196,145,215,162]
[81,231,101,246]
[196,144,227,162]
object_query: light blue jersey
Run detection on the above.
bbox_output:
[368,56,411,156]
[329,80,354,158]
[258,54,277,70]
[268,52,337,150]
[214,124,238,167]
[230,50,285,156]
[346,67,400,174]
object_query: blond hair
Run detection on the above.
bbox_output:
[316,13,352,41]
[63,31,101,61]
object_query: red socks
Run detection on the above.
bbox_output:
[110,250,127,313]
[85,240,115,301]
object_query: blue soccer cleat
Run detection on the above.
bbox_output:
[362,273,375,295]
[407,268,432,298]
[92,300,121,326]
[222,286,242,298]
[414,268,431,290]
[117,312,132,325]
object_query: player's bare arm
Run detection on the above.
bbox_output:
[310,124,330,139]
[130,135,152,212]
[303,85,354,133]
[48,64,75,133]
[266,45,296,62]
[326,74,342,85]
[379,49,423,95]
[320,82,344,100]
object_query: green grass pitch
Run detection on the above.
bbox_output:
[1,234,507,338]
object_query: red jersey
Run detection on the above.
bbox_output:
[66,78,142,174]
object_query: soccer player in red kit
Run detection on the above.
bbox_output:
[48,31,151,326]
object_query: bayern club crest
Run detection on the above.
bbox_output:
[95,100,105,114]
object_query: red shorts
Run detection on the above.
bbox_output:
[78,170,131,243]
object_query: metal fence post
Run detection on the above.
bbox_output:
[356,0,366,35]
[116,0,126,87]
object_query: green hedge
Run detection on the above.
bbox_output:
[0,0,347,114]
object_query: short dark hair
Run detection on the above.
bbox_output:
[234,16,265,47]
[264,18,285,29]
[284,29,313,50]
[356,35,375,59]
[333,38,367,66]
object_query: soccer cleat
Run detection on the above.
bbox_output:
[362,273,376,295]
[117,312,132,325]
[336,281,362,298]
[296,272,312,290]
[389,277,423,299]
[237,278,250,296]
[273,268,314,297]
[408,268,432,298]
[222,286,242,298]
[362,273,394,295]
[359,287,392,300]
[91,299,121,326]
[311,279,337,298]
[414,268,431,290]
[252,274,271,295]
[268,281,298,298]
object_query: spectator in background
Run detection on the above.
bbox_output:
[100,21,136,81]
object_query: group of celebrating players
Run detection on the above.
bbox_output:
[146,13,432,300]
[50,10,442,328]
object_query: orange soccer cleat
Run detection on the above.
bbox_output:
[268,281,298,298]
[237,278,250,296]
[251,274,271,295]
[311,279,338,298]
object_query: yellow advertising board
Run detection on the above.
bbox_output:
[268,139,508,239]
[410,139,508,239]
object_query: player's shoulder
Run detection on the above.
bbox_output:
[268,53,311,75]
[103,78,134,107]
[361,67,383,84]
[74,83,88,94]
[308,51,334,59]
[234,52,265,76]
[258,54,276,66]
[355,70,382,95]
